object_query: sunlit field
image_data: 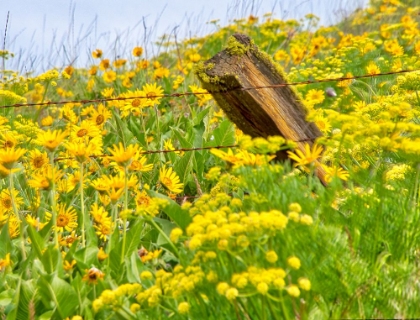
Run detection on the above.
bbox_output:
[1,0,420,318]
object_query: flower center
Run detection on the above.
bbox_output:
[77,129,88,137]
[33,156,45,168]
[57,214,69,227]
[96,115,105,125]
[131,99,141,108]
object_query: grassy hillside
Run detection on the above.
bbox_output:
[1,0,420,318]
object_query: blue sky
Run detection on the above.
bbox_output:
[2,0,368,73]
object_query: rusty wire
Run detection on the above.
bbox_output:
[1,68,417,109]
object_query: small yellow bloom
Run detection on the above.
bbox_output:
[298,277,311,291]
[257,282,269,295]
[170,228,183,242]
[217,282,230,295]
[0,253,11,271]
[300,214,314,225]
[286,284,300,297]
[265,250,278,264]
[63,259,76,271]
[97,247,108,261]
[287,256,301,270]
[177,302,190,314]
[140,270,153,280]
[225,288,239,300]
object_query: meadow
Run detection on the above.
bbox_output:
[1,0,420,318]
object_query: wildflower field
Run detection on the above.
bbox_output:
[1,0,420,318]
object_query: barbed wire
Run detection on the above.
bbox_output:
[54,144,240,162]
[2,68,417,109]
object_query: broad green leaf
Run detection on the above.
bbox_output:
[41,244,62,275]
[6,276,21,320]
[16,280,38,320]
[149,191,191,229]
[27,224,45,261]
[85,215,98,248]
[74,245,98,268]
[193,151,205,180]
[126,252,142,283]
[0,222,11,259]
[38,274,78,318]
[109,244,122,276]
[174,151,194,185]
[207,119,235,147]
[0,289,13,306]
[38,311,54,320]
[154,217,176,246]
[124,220,143,258]
[173,128,193,148]
[193,107,211,127]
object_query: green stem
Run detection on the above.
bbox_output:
[120,167,129,264]
[106,204,118,269]
[80,163,86,248]
[148,218,179,258]
[154,105,161,147]
[49,152,58,247]
[9,171,26,260]
[279,291,291,320]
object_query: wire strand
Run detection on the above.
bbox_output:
[2,68,417,109]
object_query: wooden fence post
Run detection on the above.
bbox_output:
[195,33,327,184]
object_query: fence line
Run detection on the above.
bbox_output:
[54,144,240,162]
[2,68,418,110]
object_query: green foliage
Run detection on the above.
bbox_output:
[1,0,420,319]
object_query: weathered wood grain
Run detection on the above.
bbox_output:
[196,33,326,184]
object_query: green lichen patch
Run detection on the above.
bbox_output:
[225,35,250,56]
[193,61,220,84]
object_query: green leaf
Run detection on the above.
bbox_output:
[172,128,193,149]
[193,107,211,127]
[74,245,98,269]
[16,280,38,320]
[27,224,45,261]
[6,276,21,320]
[124,220,143,258]
[38,274,78,318]
[39,311,54,320]
[193,151,205,180]
[41,244,63,275]
[174,151,194,185]
[0,289,13,306]
[207,119,235,147]
[149,191,191,229]
[126,252,142,283]
[0,222,11,259]
[154,217,176,246]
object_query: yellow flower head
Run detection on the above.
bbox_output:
[287,143,323,169]
[54,203,78,233]
[159,166,184,194]
[108,143,139,168]
[36,129,68,153]
[0,147,26,169]
[132,46,143,57]
[92,49,103,59]
[82,267,105,284]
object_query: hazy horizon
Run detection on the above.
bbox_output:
[2,0,368,74]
